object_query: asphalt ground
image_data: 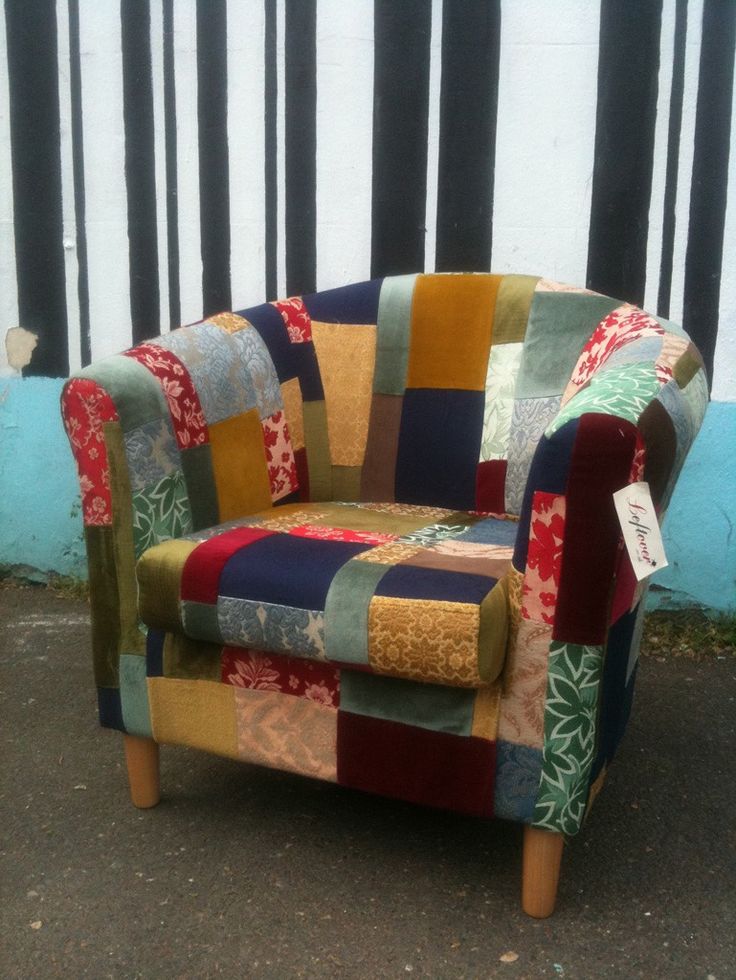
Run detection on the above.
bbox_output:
[1,583,734,980]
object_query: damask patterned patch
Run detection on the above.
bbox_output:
[505,396,561,515]
[272,296,312,343]
[124,343,208,449]
[498,618,551,748]
[522,492,566,624]
[218,596,326,660]
[131,469,193,558]
[61,378,118,525]
[262,410,299,502]
[123,416,180,492]
[231,325,283,420]
[480,342,523,461]
[532,641,604,835]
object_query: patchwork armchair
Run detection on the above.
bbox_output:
[61,274,707,917]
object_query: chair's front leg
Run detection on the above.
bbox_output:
[123,734,160,808]
[521,826,564,918]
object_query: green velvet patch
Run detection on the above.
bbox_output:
[374,274,417,395]
[324,559,392,664]
[119,653,152,737]
[331,465,362,502]
[84,525,121,688]
[340,670,476,736]
[81,355,169,433]
[180,443,220,530]
[181,601,223,644]
[164,633,222,681]
[516,291,619,399]
[478,577,509,683]
[492,274,540,345]
[302,400,333,501]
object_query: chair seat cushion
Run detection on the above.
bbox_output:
[137,502,517,687]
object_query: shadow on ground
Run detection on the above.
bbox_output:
[1,584,734,979]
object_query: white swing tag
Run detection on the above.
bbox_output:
[613,482,668,582]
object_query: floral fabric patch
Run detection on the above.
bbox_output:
[221,647,339,707]
[522,492,566,625]
[261,410,298,502]
[61,378,118,525]
[272,296,312,343]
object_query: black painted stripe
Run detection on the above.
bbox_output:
[121,0,160,343]
[197,0,231,316]
[68,0,91,367]
[683,0,736,386]
[371,0,432,279]
[264,0,278,300]
[435,0,501,272]
[162,0,180,329]
[284,1,317,296]
[657,0,688,320]
[5,0,68,377]
[587,1,663,306]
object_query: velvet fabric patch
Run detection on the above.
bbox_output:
[302,278,382,324]
[337,712,495,817]
[208,409,273,521]
[181,526,276,604]
[373,274,416,395]
[374,563,496,605]
[475,460,507,513]
[395,388,484,510]
[237,301,324,401]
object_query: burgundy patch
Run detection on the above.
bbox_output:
[475,459,507,514]
[181,527,275,604]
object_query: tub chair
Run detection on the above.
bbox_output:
[61,273,707,917]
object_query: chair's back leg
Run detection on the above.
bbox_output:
[123,734,160,808]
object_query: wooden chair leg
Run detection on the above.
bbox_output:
[522,826,564,918]
[123,734,160,808]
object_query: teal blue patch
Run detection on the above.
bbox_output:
[374,274,417,395]
[119,653,152,737]
[340,670,475,735]
[323,559,392,664]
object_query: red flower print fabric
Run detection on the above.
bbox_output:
[124,343,208,449]
[61,378,118,526]
[563,305,665,405]
[271,296,312,343]
[262,410,299,501]
[221,648,339,707]
[522,491,566,625]
[287,525,399,546]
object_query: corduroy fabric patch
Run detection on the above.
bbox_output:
[395,388,484,510]
[208,409,273,521]
[406,274,501,391]
[337,712,495,817]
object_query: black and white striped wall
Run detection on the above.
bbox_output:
[2,0,734,399]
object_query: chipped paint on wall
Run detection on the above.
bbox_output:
[2,326,39,375]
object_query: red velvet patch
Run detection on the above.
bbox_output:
[475,459,507,513]
[337,713,495,818]
[124,343,208,449]
[221,647,340,707]
[294,447,310,502]
[181,527,275,604]
[61,378,119,526]
[553,414,638,645]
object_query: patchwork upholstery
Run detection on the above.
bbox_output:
[62,274,708,833]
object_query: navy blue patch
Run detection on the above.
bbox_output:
[512,418,578,572]
[236,300,324,401]
[302,278,382,324]
[97,686,125,731]
[463,516,518,546]
[220,534,371,610]
[395,388,484,510]
[146,628,165,677]
[590,604,640,784]
[375,563,496,604]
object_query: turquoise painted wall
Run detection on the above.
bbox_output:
[0,378,734,611]
[0,377,85,580]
